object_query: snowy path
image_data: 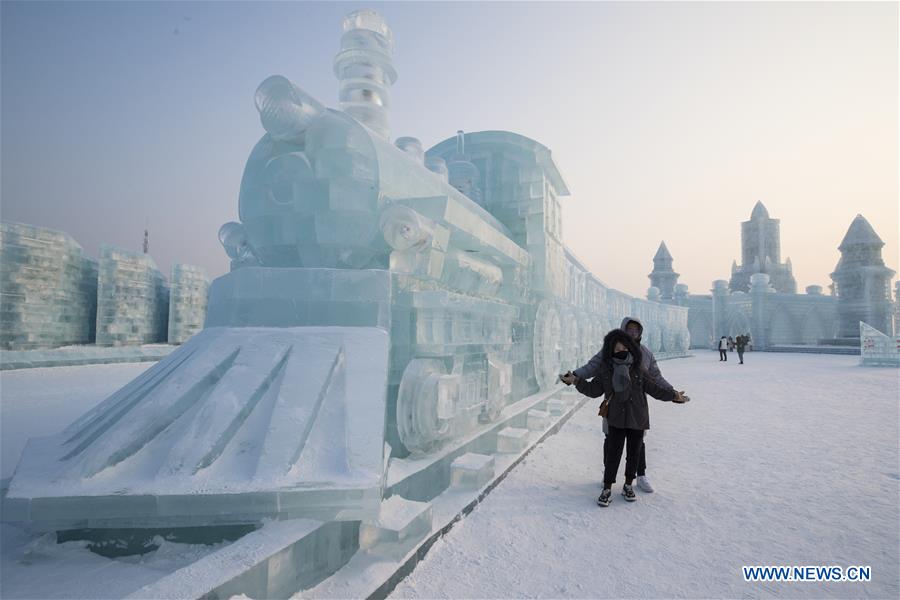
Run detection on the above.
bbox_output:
[391,353,899,599]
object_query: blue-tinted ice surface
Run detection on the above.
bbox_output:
[167,264,209,344]
[95,246,169,346]
[0,222,98,350]
[7,326,389,528]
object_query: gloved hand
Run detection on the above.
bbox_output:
[673,390,690,403]
[560,371,577,386]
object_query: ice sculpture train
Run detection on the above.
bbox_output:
[5,7,688,559]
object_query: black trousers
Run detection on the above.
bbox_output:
[604,425,644,486]
[603,435,647,476]
[719,349,727,360]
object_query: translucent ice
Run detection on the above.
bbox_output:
[450,453,495,488]
[168,264,209,344]
[95,245,169,346]
[496,427,530,454]
[527,409,550,431]
[358,495,432,559]
[6,327,390,528]
[0,222,97,349]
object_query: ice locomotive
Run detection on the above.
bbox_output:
[5,8,689,580]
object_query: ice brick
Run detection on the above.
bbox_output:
[359,495,432,559]
[546,398,567,416]
[450,453,495,489]
[205,267,390,329]
[496,427,529,453]
[526,409,550,431]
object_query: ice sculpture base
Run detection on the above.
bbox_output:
[2,384,585,599]
[125,519,359,600]
[306,385,588,600]
[4,326,390,531]
[0,344,174,371]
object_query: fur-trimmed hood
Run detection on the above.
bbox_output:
[620,316,644,341]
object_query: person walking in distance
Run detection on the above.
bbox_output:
[718,336,728,361]
[736,334,747,364]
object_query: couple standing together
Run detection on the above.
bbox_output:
[560,317,688,507]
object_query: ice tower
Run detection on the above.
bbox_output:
[729,201,797,293]
[648,241,679,301]
[831,214,895,337]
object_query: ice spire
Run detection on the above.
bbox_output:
[838,214,884,250]
[751,201,769,220]
[649,241,679,301]
[653,241,672,261]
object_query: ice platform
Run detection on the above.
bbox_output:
[0,344,175,371]
[4,326,390,530]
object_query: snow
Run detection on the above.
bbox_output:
[391,352,899,599]
[1,362,153,480]
[2,353,896,599]
[0,522,229,599]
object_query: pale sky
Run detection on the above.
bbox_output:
[2,1,897,298]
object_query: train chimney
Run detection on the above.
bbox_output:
[333,10,397,140]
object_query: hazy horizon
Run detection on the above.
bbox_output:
[2,1,897,298]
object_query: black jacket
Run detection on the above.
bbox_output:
[576,362,675,430]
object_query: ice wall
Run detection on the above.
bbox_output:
[167,264,209,344]
[95,245,169,346]
[860,321,900,366]
[0,222,98,350]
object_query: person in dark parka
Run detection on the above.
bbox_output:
[572,329,687,506]
[736,334,747,364]
[562,316,676,493]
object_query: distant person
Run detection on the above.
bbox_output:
[570,329,687,506]
[718,336,728,361]
[561,317,679,493]
[745,333,752,351]
[727,336,735,352]
[736,334,747,364]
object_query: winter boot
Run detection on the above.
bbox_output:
[635,475,654,493]
[622,483,637,502]
[598,488,612,507]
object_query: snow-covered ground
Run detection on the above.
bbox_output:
[392,352,899,599]
[0,361,225,599]
[0,362,153,480]
[1,353,897,599]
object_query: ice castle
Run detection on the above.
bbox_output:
[649,204,897,350]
